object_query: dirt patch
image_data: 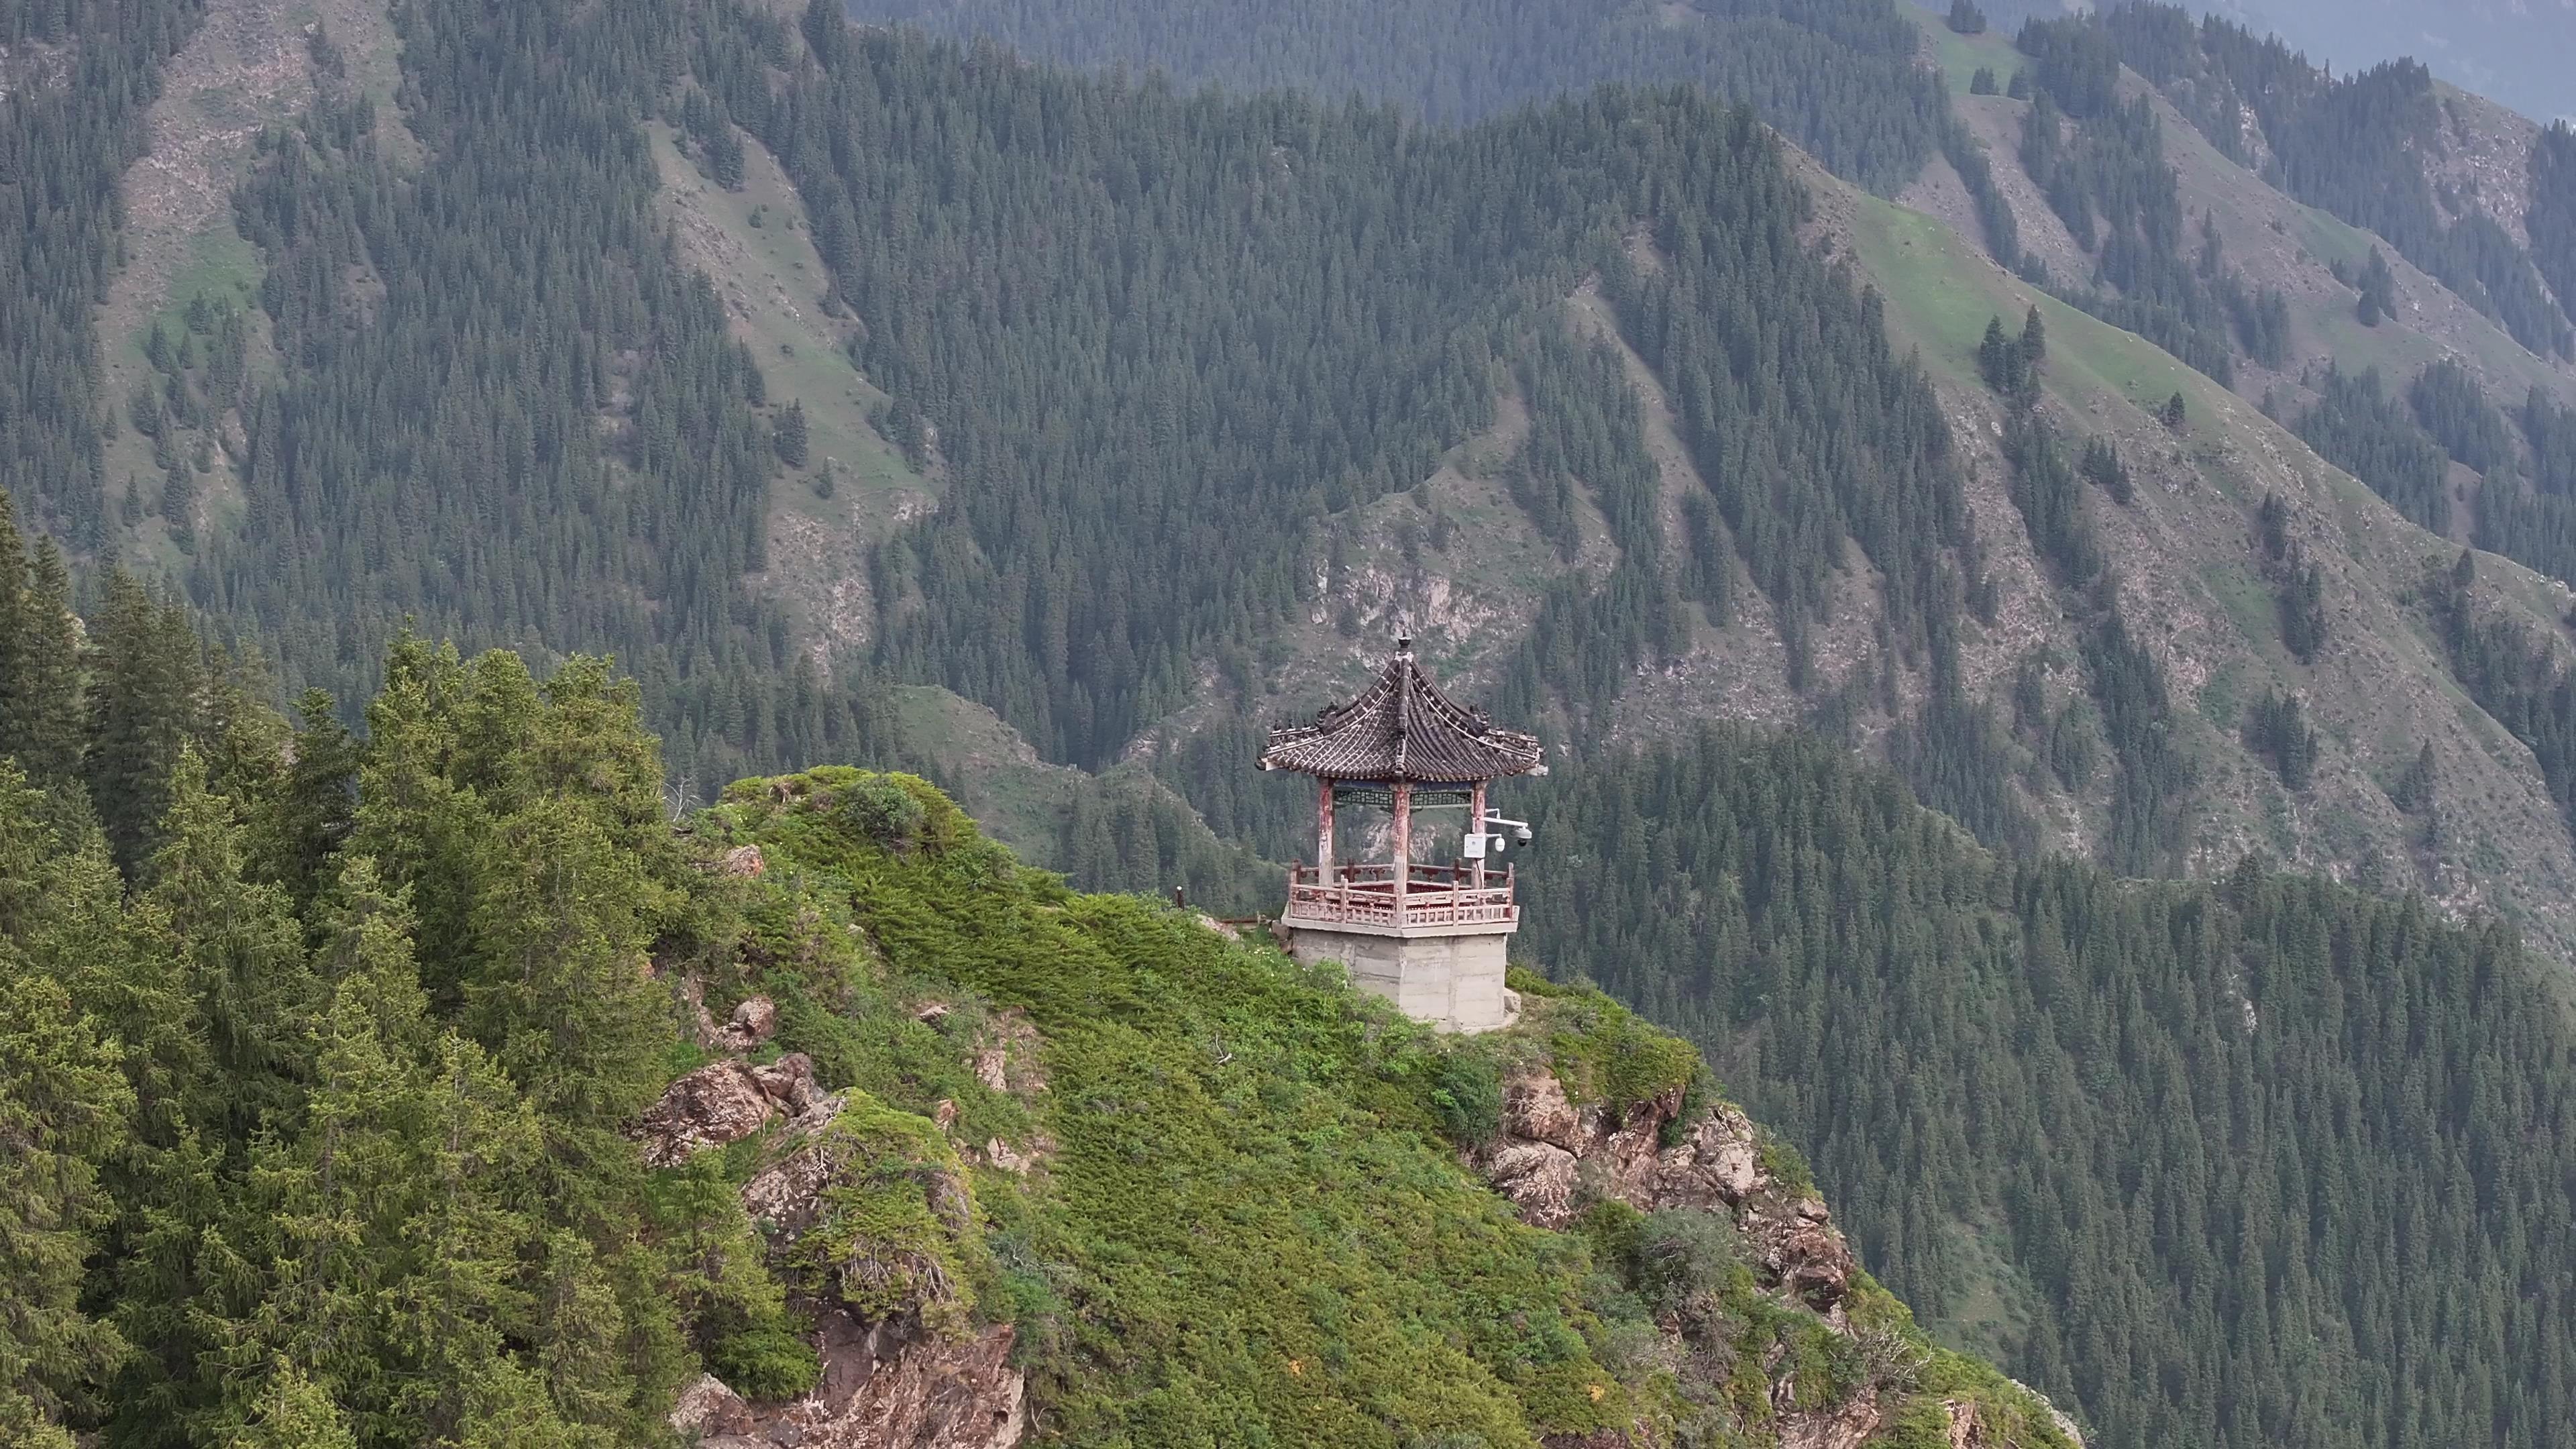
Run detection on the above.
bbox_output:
[1950,93,2092,284]
[103,0,315,362]
[2419,83,2540,252]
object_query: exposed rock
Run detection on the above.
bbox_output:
[1773,1395,1881,1449]
[916,1001,951,1025]
[672,1374,758,1439]
[1481,1140,1581,1228]
[1944,1398,1979,1449]
[672,1318,1023,1449]
[2015,1381,2087,1448]
[750,1053,822,1114]
[1651,1104,1762,1208]
[705,1095,1026,1449]
[932,1098,959,1131]
[717,995,781,1051]
[634,1054,822,1167]
[1500,1071,1585,1151]
[972,1044,1010,1095]
[718,844,767,877]
[1474,1072,1858,1317]
[637,1061,784,1167]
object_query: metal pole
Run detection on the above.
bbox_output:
[1469,779,1487,893]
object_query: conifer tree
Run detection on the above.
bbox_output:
[81,574,204,875]
[220,1362,357,1449]
[0,511,82,788]
[775,399,809,468]
[0,968,136,1441]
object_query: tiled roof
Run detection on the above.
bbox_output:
[1256,643,1545,783]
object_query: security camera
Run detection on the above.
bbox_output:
[1513,822,1532,845]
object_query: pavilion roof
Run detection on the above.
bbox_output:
[1256,642,1544,784]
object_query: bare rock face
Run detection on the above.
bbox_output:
[667,1319,1023,1449]
[718,996,782,1052]
[718,844,768,878]
[694,1095,1026,1449]
[1474,1072,1857,1317]
[633,1053,822,1168]
[638,1061,783,1168]
[1773,1395,1882,1449]
[1481,1140,1581,1226]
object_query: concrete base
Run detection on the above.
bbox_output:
[1287,925,1513,1032]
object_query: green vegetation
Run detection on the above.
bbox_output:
[700,15,1975,766]
[1,567,2089,1446]
[1520,725,2576,1449]
[2092,3,2574,360]
[0,0,208,552]
[840,0,1951,194]
[2293,366,2452,535]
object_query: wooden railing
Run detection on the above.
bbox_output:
[1283,861,1517,929]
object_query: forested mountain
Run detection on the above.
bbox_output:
[11,0,2576,1446]
[1517,727,2576,1449]
[0,595,2084,1448]
[842,0,1953,192]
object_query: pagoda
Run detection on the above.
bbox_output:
[1256,638,1545,1031]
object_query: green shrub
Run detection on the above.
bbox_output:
[1430,1046,1505,1144]
[706,1322,823,1401]
[841,774,931,853]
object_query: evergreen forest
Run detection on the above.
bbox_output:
[7,0,2576,1446]
[1518,727,2576,1449]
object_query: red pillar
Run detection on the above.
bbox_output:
[1316,776,1336,882]
[1392,780,1412,926]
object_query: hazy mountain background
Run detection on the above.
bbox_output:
[1970,0,2576,122]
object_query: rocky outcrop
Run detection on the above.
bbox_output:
[715,995,781,1052]
[668,1317,1022,1449]
[1772,1396,1880,1449]
[1474,1073,1857,1317]
[634,1052,821,1167]
[666,1092,1025,1449]
[1472,1070,2088,1449]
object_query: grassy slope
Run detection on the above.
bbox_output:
[1904,7,2576,419]
[95,0,413,575]
[690,765,2076,1447]
[1834,162,2576,961]
[647,122,930,658]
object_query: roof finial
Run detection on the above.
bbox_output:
[1395,629,1413,656]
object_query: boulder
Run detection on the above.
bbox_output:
[750,1052,822,1114]
[672,1318,1022,1449]
[1499,1071,1586,1152]
[1481,1140,1581,1228]
[637,1061,783,1168]
[717,995,782,1052]
[633,1054,822,1168]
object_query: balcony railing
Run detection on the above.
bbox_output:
[1283,861,1517,930]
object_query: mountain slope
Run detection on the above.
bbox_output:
[0,611,2078,1449]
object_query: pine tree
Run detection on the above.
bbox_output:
[0,969,136,1438]
[81,574,203,875]
[219,1362,357,1449]
[775,399,809,468]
